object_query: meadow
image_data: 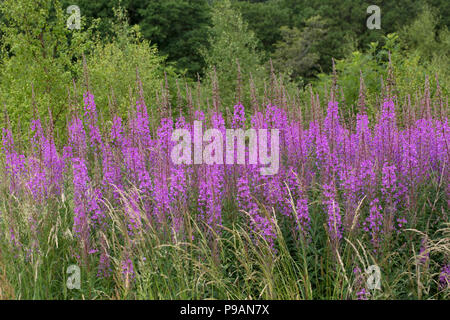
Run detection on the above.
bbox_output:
[0,0,449,301]
[0,69,448,300]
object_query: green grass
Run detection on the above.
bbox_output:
[0,178,448,300]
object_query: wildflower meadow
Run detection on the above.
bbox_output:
[0,68,448,300]
[0,0,448,302]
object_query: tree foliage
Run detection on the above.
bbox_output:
[135,0,211,78]
[201,0,266,109]
[0,0,95,130]
[272,16,327,82]
[0,1,167,139]
[84,7,169,121]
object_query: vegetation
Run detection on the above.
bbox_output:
[0,0,448,300]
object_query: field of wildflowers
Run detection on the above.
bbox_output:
[0,71,448,300]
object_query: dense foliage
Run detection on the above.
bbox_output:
[0,72,448,299]
[0,0,448,300]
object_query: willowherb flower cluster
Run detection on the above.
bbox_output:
[1,85,449,279]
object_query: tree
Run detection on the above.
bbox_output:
[234,0,290,57]
[272,16,326,82]
[277,0,436,75]
[136,0,211,78]
[0,1,168,138]
[201,0,266,110]
[0,0,95,133]
[85,7,169,120]
[400,5,449,62]
[59,0,121,37]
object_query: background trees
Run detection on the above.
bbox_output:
[12,0,447,83]
[272,16,327,83]
[136,0,211,77]
[0,0,448,135]
[201,0,266,109]
[0,0,94,131]
[0,0,167,138]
